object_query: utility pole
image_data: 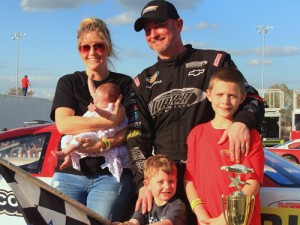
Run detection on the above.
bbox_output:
[10,32,26,96]
[255,25,273,98]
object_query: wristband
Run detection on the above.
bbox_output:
[191,198,203,211]
[101,137,111,151]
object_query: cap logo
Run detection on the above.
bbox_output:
[142,5,159,15]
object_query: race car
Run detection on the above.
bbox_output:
[267,139,300,164]
[261,148,300,224]
[0,122,61,225]
[1,123,300,225]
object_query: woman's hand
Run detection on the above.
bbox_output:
[75,137,105,154]
[88,103,97,112]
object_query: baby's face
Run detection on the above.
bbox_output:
[94,90,111,108]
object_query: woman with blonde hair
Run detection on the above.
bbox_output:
[50,17,133,221]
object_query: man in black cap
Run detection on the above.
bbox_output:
[127,0,265,224]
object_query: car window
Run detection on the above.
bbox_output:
[0,133,51,174]
[272,140,293,148]
[288,142,300,149]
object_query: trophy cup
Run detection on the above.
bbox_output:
[221,164,255,225]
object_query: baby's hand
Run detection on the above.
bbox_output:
[88,103,97,112]
[88,74,95,81]
[60,155,72,170]
[51,150,66,159]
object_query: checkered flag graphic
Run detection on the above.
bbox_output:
[0,158,111,225]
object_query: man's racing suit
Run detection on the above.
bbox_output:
[127,45,264,188]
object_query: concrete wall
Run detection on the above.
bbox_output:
[0,95,52,130]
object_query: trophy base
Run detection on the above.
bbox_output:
[222,193,255,225]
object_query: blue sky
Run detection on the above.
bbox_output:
[1,0,299,99]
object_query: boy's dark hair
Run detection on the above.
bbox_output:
[209,68,246,94]
[143,154,177,181]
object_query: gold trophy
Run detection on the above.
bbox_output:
[221,164,255,225]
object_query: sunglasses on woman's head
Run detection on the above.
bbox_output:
[79,43,106,54]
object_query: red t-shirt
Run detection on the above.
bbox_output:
[21,77,29,88]
[184,122,265,225]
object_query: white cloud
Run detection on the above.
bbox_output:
[184,40,209,49]
[20,0,203,12]
[116,0,202,11]
[106,12,135,26]
[247,59,272,66]
[266,46,300,57]
[20,0,102,11]
[248,59,260,66]
[253,46,300,57]
[195,22,218,30]
[230,46,300,57]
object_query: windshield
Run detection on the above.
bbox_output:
[272,140,294,148]
[0,133,50,174]
[264,149,300,187]
[272,140,300,149]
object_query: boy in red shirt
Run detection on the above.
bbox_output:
[184,68,264,225]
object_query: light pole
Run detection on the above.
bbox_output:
[10,32,26,96]
[255,25,272,98]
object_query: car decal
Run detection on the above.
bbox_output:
[0,189,22,217]
[261,207,300,225]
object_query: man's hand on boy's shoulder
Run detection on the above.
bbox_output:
[135,186,153,214]
[218,122,250,163]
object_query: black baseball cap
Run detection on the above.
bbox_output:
[134,0,180,32]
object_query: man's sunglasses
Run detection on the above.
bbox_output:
[79,43,106,54]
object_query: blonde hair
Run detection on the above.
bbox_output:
[77,17,116,63]
[144,154,177,181]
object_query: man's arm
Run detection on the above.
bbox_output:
[217,53,265,162]
[220,52,265,131]
[225,82,265,161]
[127,83,155,188]
[235,83,265,131]
[127,82,155,212]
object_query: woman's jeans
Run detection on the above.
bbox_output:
[51,171,133,222]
